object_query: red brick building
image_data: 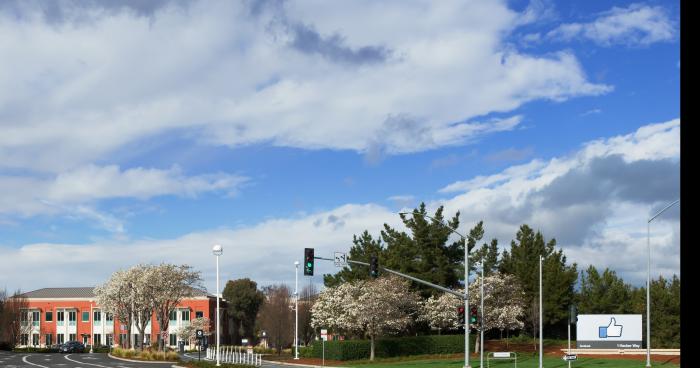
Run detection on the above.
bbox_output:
[18,287,227,348]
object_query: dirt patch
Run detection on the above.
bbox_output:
[483,340,680,365]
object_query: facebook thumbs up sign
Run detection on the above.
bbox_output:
[599,317,623,338]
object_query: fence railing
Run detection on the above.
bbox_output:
[206,346,262,366]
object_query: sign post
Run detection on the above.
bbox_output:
[321,329,328,367]
[196,330,204,361]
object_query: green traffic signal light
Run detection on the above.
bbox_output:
[304,248,314,276]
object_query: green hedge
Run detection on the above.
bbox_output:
[307,334,476,361]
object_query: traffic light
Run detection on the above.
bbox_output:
[469,306,478,324]
[304,248,314,276]
[457,306,465,323]
[570,305,578,325]
[369,255,379,278]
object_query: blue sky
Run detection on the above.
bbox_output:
[0,0,679,293]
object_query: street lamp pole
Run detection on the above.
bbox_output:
[399,211,471,368]
[480,260,484,368]
[213,244,223,367]
[294,261,300,360]
[646,199,679,368]
[539,255,543,368]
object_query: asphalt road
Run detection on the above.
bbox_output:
[0,351,174,368]
[0,351,314,368]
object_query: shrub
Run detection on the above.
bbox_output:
[306,334,476,361]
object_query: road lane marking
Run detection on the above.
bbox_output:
[22,355,50,368]
[64,354,112,368]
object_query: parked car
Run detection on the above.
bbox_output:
[59,341,85,353]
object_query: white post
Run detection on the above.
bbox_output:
[480,261,484,368]
[539,255,543,368]
[294,261,299,360]
[568,322,571,368]
[465,235,470,368]
[213,244,223,367]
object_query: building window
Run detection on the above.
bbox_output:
[94,311,101,325]
[119,334,127,347]
[169,334,177,346]
[32,334,39,346]
[82,311,90,322]
[69,333,76,342]
[144,334,151,345]
[83,335,89,345]
[68,311,76,326]
[46,311,53,322]
[45,334,52,346]
[94,334,101,346]
[106,334,113,346]
[181,310,190,326]
[195,311,203,318]
[20,310,28,326]
[57,334,65,344]
[106,313,113,322]
[57,311,65,326]
[21,334,29,346]
[169,310,177,324]
[32,311,40,326]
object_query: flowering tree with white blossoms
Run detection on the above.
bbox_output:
[177,317,211,346]
[311,275,420,361]
[418,272,526,353]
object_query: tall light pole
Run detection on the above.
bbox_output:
[294,261,300,360]
[480,260,484,368]
[646,199,679,367]
[539,255,543,368]
[399,211,471,368]
[212,244,223,367]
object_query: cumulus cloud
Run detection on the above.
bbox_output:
[1,120,680,291]
[0,165,248,230]
[545,3,676,46]
[436,119,680,284]
[0,0,610,174]
[0,204,400,292]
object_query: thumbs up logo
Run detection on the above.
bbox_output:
[599,317,623,338]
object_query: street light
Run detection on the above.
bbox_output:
[212,244,223,367]
[399,211,472,368]
[646,199,679,367]
[294,261,300,360]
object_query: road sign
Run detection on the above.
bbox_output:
[160,331,168,340]
[196,330,204,339]
[321,329,328,341]
[242,338,249,345]
[576,314,642,348]
[563,354,577,361]
[334,252,347,267]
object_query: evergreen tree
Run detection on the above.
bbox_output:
[323,230,384,287]
[499,225,577,337]
[578,266,634,314]
[473,238,500,276]
[381,203,477,297]
[222,278,265,345]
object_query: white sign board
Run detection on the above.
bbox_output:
[241,338,249,344]
[493,352,511,358]
[321,329,328,341]
[576,314,642,349]
[334,252,347,267]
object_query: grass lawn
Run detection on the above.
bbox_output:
[342,353,679,368]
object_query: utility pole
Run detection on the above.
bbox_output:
[539,255,543,368]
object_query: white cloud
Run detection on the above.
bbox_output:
[0,165,248,230]
[546,4,676,46]
[1,120,680,292]
[0,0,610,173]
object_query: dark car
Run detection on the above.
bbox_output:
[59,341,85,353]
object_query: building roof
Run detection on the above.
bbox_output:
[21,287,213,299]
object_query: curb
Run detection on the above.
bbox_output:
[107,353,178,364]
[262,360,344,368]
